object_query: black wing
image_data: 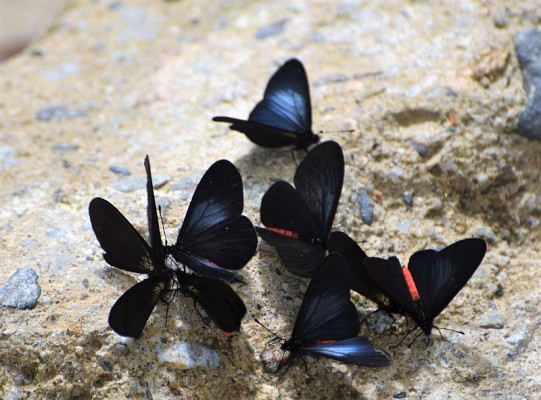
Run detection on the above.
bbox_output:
[144,155,162,251]
[213,59,318,149]
[180,272,246,334]
[294,141,344,241]
[181,215,257,271]
[108,277,168,338]
[362,256,418,318]
[292,253,360,342]
[173,160,256,276]
[212,117,300,148]
[177,160,243,242]
[89,197,158,274]
[408,238,487,319]
[249,58,311,134]
[301,337,389,367]
[256,227,325,278]
[259,180,320,239]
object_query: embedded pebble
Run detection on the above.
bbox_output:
[357,187,374,225]
[401,192,414,208]
[255,18,289,39]
[365,310,394,335]
[109,165,131,176]
[514,28,541,140]
[36,105,87,121]
[478,312,504,329]
[396,220,412,233]
[0,145,19,166]
[156,342,220,368]
[475,226,498,244]
[505,333,525,348]
[409,140,429,157]
[0,268,41,310]
[46,228,68,238]
[42,62,80,82]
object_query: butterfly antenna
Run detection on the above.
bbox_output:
[158,205,168,247]
[254,318,283,342]
[407,330,426,348]
[434,325,464,341]
[318,129,355,135]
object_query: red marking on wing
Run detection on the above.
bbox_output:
[202,258,219,267]
[266,227,300,239]
[316,340,336,344]
[402,266,420,301]
[222,331,234,338]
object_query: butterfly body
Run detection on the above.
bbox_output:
[213,58,319,150]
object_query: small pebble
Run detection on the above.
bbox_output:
[514,29,541,140]
[157,342,220,368]
[478,312,504,329]
[113,174,170,193]
[36,105,87,121]
[255,18,288,39]
[0,268,41,310]
[401,192,414,208]
[475,226,498,244]
[393,391,408,399]
[109,165,131,176]
[357,187,374,225]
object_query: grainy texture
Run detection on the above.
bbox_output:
[1,0,540,398]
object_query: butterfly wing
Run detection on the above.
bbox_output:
[89,197,158,274]
[249,58,311,134]
[144,155,162,251]
[362,256,418,317]
[173,160,255,277]
[328,231,390,306]
[408,238,487,319]
[294,141,344,242]
[212,117,299,148]
[108,276,168,338]
[291,253,360,342]
[256,227,326,278]
[301,337,389,367]
[181,272,246,335]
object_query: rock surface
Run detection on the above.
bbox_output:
[1,0,541,398]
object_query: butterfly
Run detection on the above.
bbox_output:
[327,231,402,315]
[166,159,258,282]
[89,159,174,338]
[146,156,250,335]
[256,141,344,277]
[272,253,389,374]
[213,58,319,150]
[361,238,487,342]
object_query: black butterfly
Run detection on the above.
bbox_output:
[89,185,173,338]
[275,253,389,374]
[146,156,249,335]
[328,231,402,315]
[213,58,319,150]
[167,159,258,282]
[256,141,344,277]
[361,238,487,340]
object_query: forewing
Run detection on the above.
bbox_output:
[292,253,360,341]
[256,228,325,278]
[301,337,390,367]
[294,141,344,240]
[363,256,417,317]
[89,197,156,274]
[260,180,320,239]
[181,216,257,270]
[212,117,298,148]
[173,252,244,282]
[249,58,311,134]
[144,155,162,251]
[177,160,243,245]
[108,277,167,338]
[409,238,487,319]
[183,274,246,334]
